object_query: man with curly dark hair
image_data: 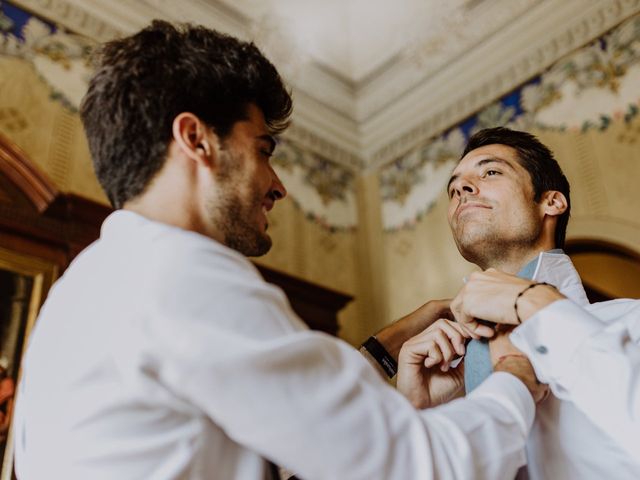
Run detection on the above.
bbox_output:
[14,22,544,480]
[80,20,292,256]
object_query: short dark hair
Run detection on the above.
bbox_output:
[80,20,293,208]
[461,127,571,248]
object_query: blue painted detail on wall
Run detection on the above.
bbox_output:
[2,1,55,38]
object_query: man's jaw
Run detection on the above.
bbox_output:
[452,224,502,270]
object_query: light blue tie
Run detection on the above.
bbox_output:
[463,256,543,392]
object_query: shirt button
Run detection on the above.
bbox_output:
[536,345,548,354]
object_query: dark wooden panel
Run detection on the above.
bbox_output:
[256,265,353,336]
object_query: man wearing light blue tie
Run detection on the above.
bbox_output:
[407,127,640,479]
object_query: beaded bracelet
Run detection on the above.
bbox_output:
[514,282,553,324]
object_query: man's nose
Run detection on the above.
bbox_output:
[461,182,477,194]
[452,177,478,198]
[270,168,287,200]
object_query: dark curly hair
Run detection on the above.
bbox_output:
[80,20,293,208]
[462,127,571,248]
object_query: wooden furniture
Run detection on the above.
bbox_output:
[256,265,352,336]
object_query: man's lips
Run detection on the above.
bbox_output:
[456,202,491,219]
[262,198,275,213]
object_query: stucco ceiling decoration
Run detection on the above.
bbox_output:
[9,0,640,171]
[232,0,472,84]
[216,0,539,144]
[247,0,538,86]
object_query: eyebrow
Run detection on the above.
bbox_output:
[446,157,517,192]
[257,134,277,154]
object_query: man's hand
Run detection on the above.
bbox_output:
[451,269,565,337]
[375,299,453,359]
[490,328,549,403]
[397,319,469,408]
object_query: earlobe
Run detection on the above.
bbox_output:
[543,191,568,217]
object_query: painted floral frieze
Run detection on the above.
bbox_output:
[381,12,640,231]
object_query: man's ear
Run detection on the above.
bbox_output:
[171,112,217,167]
[541,190,568,217]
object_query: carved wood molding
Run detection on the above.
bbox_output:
[256,264,353,336]
[0,132,111,263]
[0,133,58,213]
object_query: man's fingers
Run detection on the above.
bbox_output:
[447,319,472,337]
[402,317,478,370]
[401,336,443,367]
[427,320,468,362]
[432,330,456,364]
[458,320,495,339]
[423,343,442,367]
[437,322,467,356]
[423,357,439,368]
[472,322,495,337]
[451,297,490,337]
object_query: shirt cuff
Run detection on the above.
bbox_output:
[509,299,603,385]
[468,371,535,436]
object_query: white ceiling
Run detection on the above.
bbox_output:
[11,0,640,169]
[217,0,536,84]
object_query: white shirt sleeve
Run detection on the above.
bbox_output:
[141,242,533,480]
[510,299,640,459]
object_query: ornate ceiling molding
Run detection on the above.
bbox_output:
[10,0,126,41]
[284,123,364,173]
[363,0,640,170]
[10,0,640,174]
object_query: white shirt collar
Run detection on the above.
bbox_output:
[531,251,590,306]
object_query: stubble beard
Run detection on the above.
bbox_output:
[208,187,272,257]
[226,194,271,257]
[454,217,542,270]
[208,151,272,258]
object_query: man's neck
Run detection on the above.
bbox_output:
[481,249,546,275]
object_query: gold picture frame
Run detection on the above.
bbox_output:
[0,246,58,480]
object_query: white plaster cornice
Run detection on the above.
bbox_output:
[8,0,252,40]
[9,0,640,173]
[9,0,128,41]
[361,0,640,170]
[8,0,366,171]
[281,83,363,171]
[284,122,364,173]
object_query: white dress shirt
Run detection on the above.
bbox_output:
[14,210,534,480]
[510,252,640,479]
